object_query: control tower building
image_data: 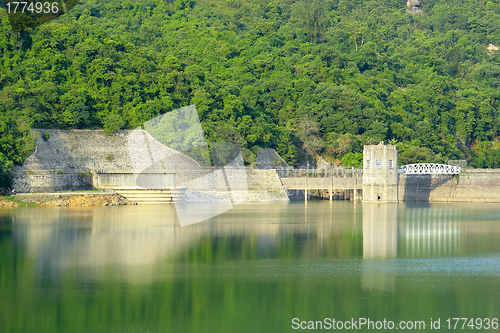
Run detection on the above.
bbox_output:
[363,144,398,203]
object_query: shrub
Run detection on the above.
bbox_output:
[106,154,115,161]
[103,113,125,135]
[341,152,363,168]
[42,131,50,141]
[0,153,13,188]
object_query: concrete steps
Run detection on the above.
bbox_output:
[115,188,187,204]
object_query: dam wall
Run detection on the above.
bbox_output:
[16,129,200,173]
[94,169,289,202]
[12,130,288,202]
[398,169,500,203]
[245,169,289,202]
[13,129,205,193]
[13,171,94,193]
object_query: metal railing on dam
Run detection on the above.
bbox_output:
[276,168,363,178]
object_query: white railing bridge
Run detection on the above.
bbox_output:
[398,163,461,175]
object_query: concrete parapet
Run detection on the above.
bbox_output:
[114,189,187,205]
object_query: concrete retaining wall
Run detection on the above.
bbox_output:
[398,169,500,203]
[12,128,288,201]
[96,173,176,189]
[13,172,94,193]
[245,169,289,202]
[12,129,202,193]
[20,129,200,173]
[93,169,288,202]
[14,192,114,205]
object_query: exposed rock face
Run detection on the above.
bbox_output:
[12,193,131,206]
[407,0,423,15]
[487,44,499,55]
[40,194,131,206]
[0,199,18,208]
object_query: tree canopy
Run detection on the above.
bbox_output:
[2,0,500,186]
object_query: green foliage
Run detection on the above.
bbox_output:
[0,153,13,188]
[42,131,50,141]
[341,152,363,168]
[103,114,125,135]
[2,196,30,205]
[105,154,115,161]
[55,170,65,174]
[470,141,500,168]
[2,0,500,177]
[399,146,439,165]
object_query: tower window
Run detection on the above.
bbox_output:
[376,160,382,167]
[389,160,393,168]
[366,160,370,168]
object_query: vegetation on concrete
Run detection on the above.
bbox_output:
[2,0,500,188]
[42,131,50,141]
[0,196,31,206]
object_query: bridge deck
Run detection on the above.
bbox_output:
[280,176,362,201]
[280,177,362,190]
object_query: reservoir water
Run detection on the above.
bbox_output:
[1,202,500,332]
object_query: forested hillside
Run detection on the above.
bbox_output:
[2,0,500,186]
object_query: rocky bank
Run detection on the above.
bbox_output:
[2,193,132,207]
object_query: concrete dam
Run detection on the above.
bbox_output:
[12,130,500,204]
[12,129,289,204]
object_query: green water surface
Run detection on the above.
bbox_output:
[0,202,499,332]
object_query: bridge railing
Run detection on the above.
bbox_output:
[398,163,461,175]
[276,168,363,178]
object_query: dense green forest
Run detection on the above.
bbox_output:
[2,0,500,186]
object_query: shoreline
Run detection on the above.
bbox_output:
[0,189,291,207]
[0,193,133,207]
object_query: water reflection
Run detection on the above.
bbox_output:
[8,202,500,280]
[362,203,398,259]
[361,203,398,292]
[398,206,462,258]
[12,206,204,282]
[2,202,500,333]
